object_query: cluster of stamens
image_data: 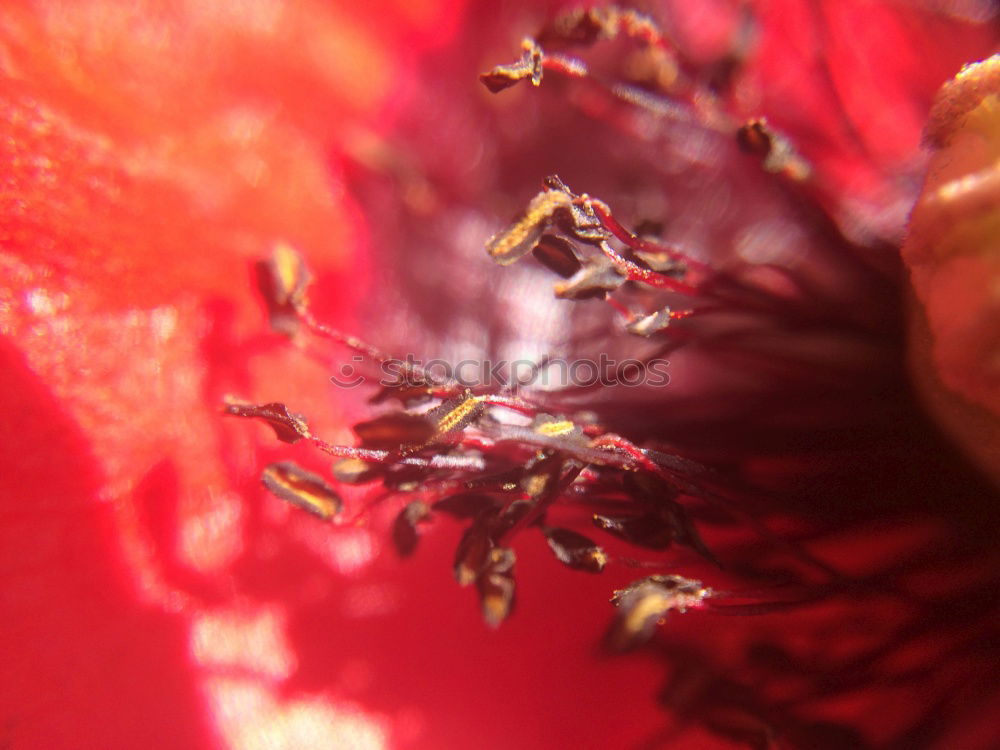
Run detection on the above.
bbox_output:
[227,239,721,647]
[227,4,826,648]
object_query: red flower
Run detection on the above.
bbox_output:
[1,2,997,749]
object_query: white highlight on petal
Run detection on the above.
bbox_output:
[179,489,245,572]
[203,677,387,750]
[191,606,296,680]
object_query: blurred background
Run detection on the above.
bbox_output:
[1,2,997,748]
